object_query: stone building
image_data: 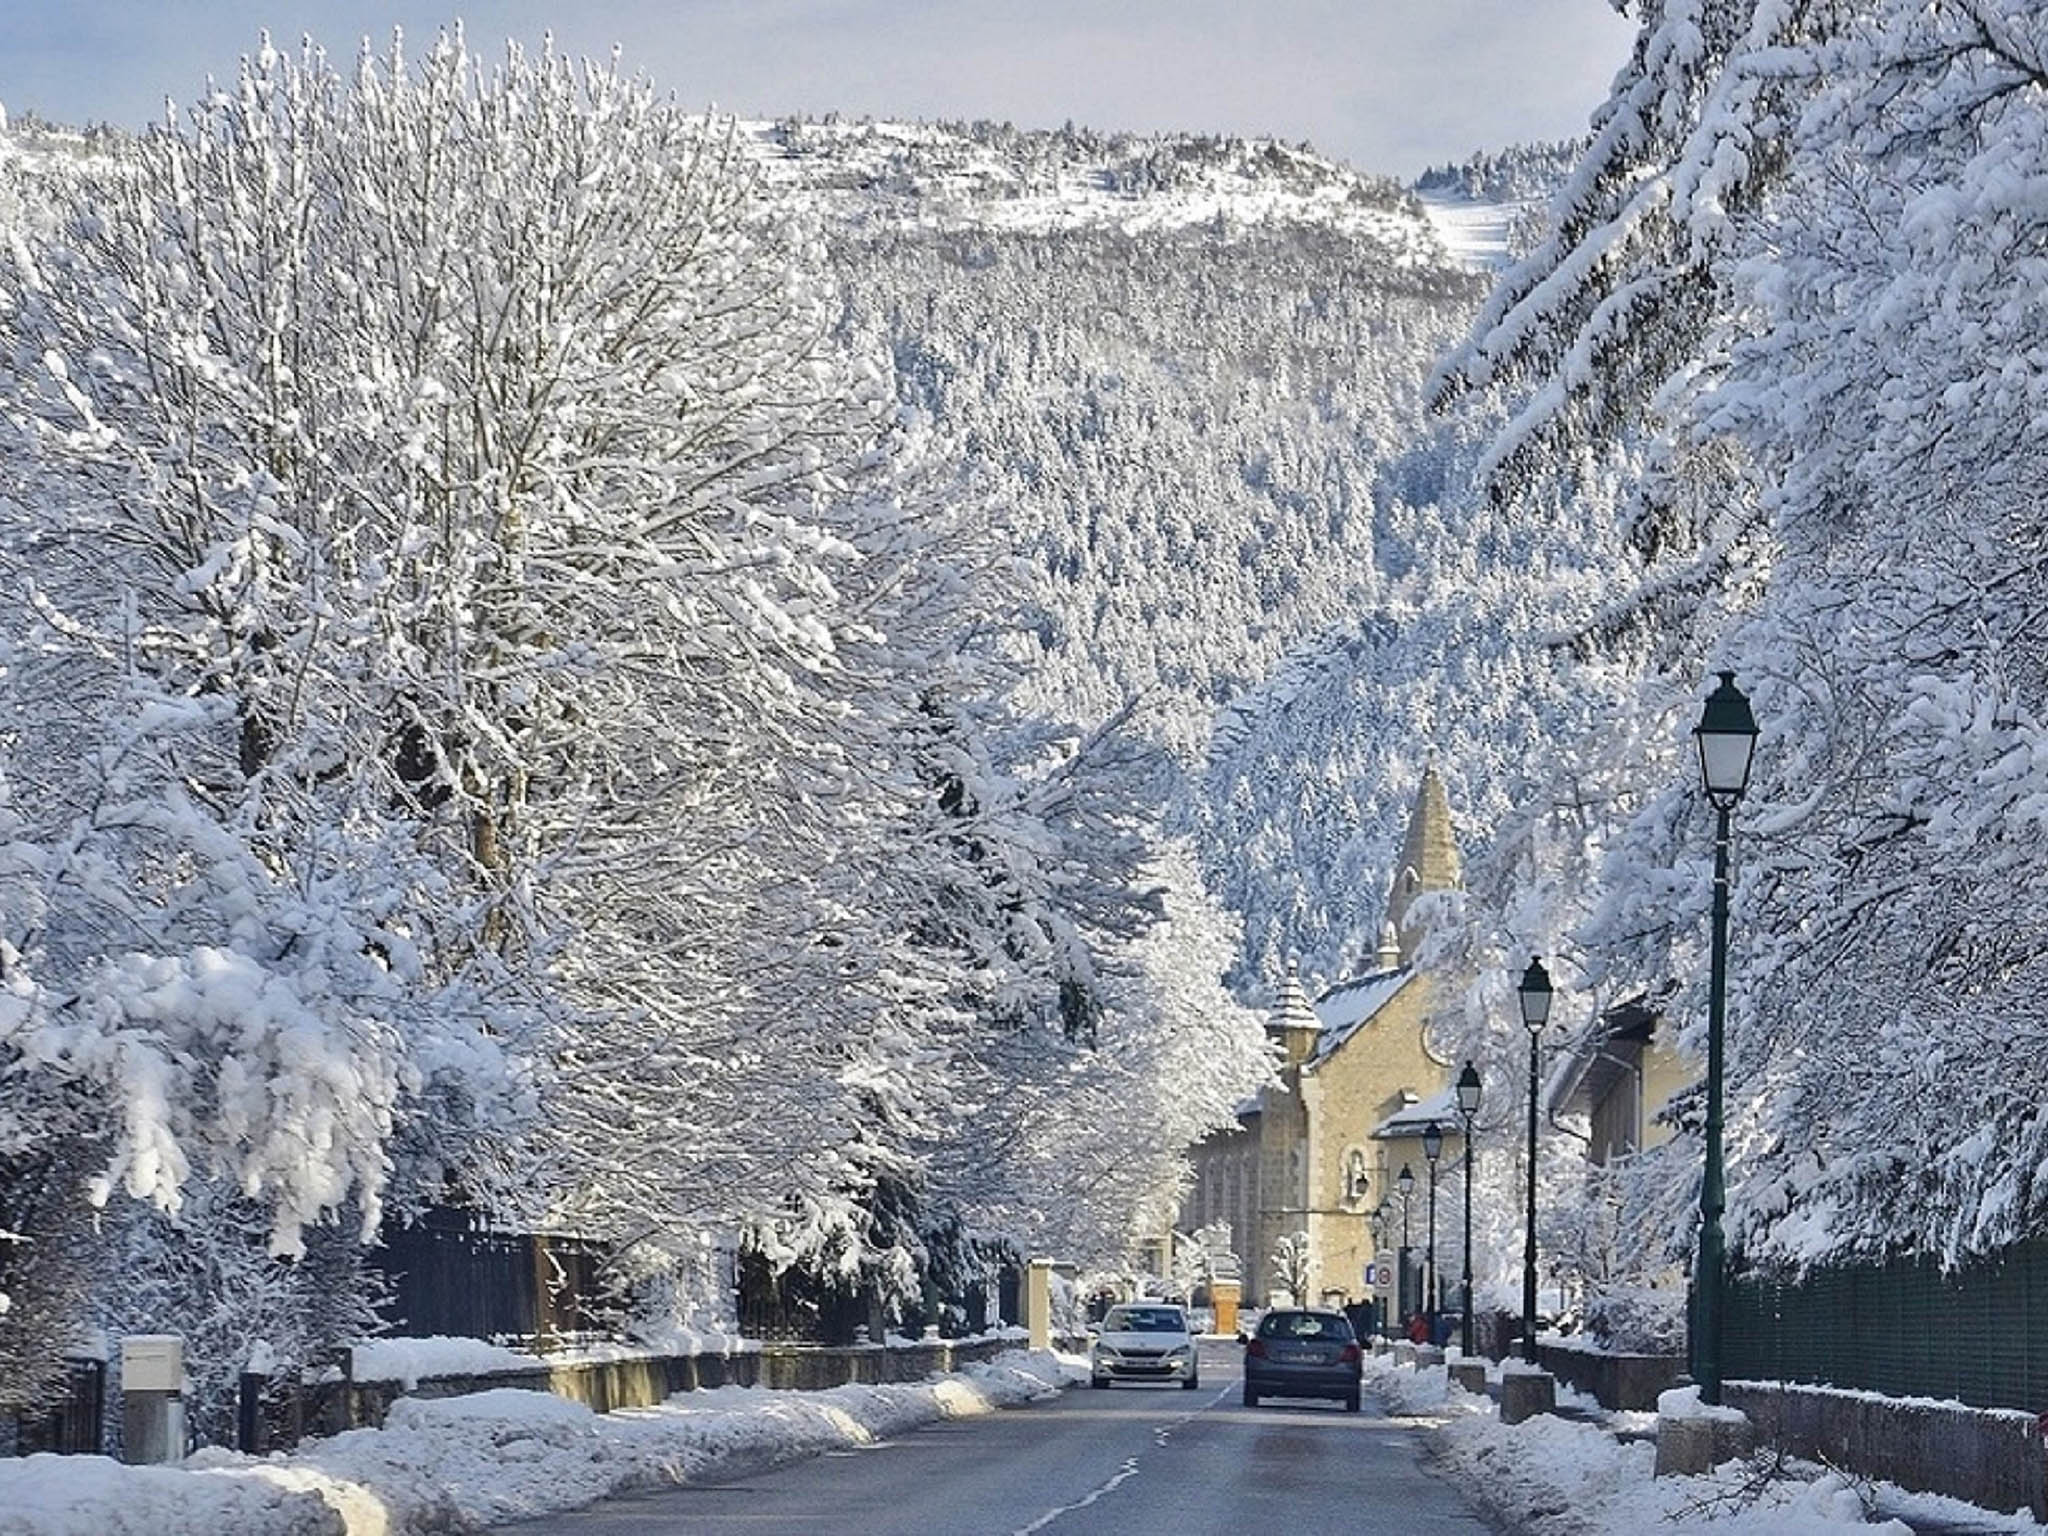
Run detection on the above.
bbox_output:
[1180,766,1468,1317]
[1551,998,1691,1165]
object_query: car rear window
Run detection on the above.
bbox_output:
[1103,1306,1186,1333]
[1256,1311,1353,1341]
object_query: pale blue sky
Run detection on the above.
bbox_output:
[0,1,1635,176]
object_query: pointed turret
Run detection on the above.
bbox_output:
[1375,920,1402,973]
[1384,763,1461,966]
[1268,964,1322,1069]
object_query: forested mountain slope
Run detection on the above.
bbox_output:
[751,121,1617,983]
[758,120,1488,746]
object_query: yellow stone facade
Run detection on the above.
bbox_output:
[1181,763,1711,1325]
[1181,767,1466,1315]
[1299,973,1459,1305]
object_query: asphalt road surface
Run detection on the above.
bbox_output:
[502,1342,1498,1535]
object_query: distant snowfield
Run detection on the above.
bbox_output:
[1415,189,1534,272]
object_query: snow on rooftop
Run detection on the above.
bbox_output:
[1373,1084,1463,1139]
[1308,968,1415,1065]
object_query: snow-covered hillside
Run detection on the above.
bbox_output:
[715,118,1610,985]
[748,117,1446,255]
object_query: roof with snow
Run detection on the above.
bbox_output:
[1306,967,1415,1066]
[1372,1085,1463,1140]
[1551,999,1661,1116]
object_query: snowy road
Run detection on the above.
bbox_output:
[499,1342,1495,1535]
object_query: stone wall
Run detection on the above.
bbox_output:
[1725,1379,2046,1521]
[348,1337,1025,1431]
[1535,1339,1683,1411]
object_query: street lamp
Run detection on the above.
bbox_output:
[1456,1062,1482,1357]
[1692,669,1759,1405]
[1346,1148,1370,1205]
[1422,1120,1443,1339]
[1397,1163,1416,1327]
[1518,956,1554,1365]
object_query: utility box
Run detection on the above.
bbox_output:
[120,1334,185,1464]
[121,1335,183,1392]
[1211,1280,1241,1338]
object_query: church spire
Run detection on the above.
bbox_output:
[1384,762,1461,966]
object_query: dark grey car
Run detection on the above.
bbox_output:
[1242,1308,1362,1410]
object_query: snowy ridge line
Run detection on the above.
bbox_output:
[732,116,1451,261]
[0,1349,1085,1535]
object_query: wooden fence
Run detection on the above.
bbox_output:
[369,1214,609,1348]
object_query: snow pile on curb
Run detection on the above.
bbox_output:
[0,1349,1076,1535]
[1430,1407,1914,1535]
[1363,1355,2038,1534]
[1658,1384,1750,1423]
[0,1457,343,1536]
[1364,1355,1490,1422]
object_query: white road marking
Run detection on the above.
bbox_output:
[1011,1381,1234,1534]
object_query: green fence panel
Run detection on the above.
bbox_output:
[1724,1274,1775,1383]
[1720,1236,2048,1413]
[1891,1260,1920,1399]
[2023,1245,2039,1417]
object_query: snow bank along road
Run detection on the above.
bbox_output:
[502,1340,1494,1535]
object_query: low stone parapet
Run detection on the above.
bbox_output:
[1725,1380,2046,1520]
[347,1336,1024,1430]
[1535,1339,1683,1411]
[1653,1387,1755,1476]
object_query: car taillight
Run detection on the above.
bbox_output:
[1246,1338,1267,1358]
[1339,1343,1361,1364]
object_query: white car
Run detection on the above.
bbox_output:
[1089,1302,1200,1389]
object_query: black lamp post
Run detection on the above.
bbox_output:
[1456,1062,1481,1356]
[1422,1120,1443,1337]
[1397,1163,1416,1326]
[1518,956,1554,1365]
[1692,670,1759,1405]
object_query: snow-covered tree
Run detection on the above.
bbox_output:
[1270,1229,1311,1307]
[1433,0,2048,1279]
